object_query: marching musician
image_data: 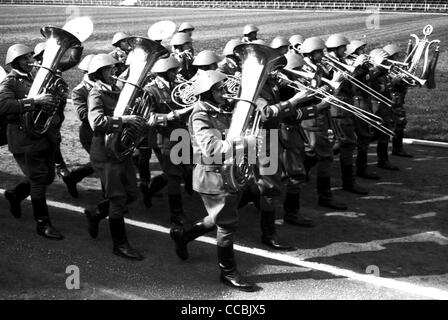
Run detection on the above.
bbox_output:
[170,32,196,80]
[324,34,368,195]
[178,22,195,38]
[145,56,192,227]
[299,36,347,210]
[32,41,84,189]
[109,32,131,76]
[345,40,381,180]
[218,39,241,76]
[368,48,400,171]
[170,69,257,291]
[0,44,63,239]
[383,43,413,158]
[87,53,146,260]
[241,24,259,43]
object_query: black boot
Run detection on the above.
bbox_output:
[392,131,413,157]
[170,221,215,260]
[63,163,95,198]
[148,174,168,197]
[183,169,194,195]
[238,184,259,209]
[168,194,188,226]
[109,217,144,260]
[342,165,369,195]
[85,200,109,239]
[377,142,399,171]
[317,177,347,210]
[139,182,152,208]
[218,245,257,292]
[4,181,30,218]
[260,210,295,251]
[32,199,63,240]
[283,192,313,227]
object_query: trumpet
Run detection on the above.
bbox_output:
[275,69,395,138]
[322,54,393,107]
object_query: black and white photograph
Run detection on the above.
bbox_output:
[0,0,447,304]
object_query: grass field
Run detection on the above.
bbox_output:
[1,5,447,141]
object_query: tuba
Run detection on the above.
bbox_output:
[221,43,287,192]
[24,26,82,136]
[105,37,169,161]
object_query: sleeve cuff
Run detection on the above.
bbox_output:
[19,98,35,113]
[297,106,318,120]
[108,116,123,132]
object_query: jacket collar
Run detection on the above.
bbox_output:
[95,80,120,94]
[11,68,33,81]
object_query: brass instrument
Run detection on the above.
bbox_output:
[221,43,287,192]
[403,25,440,89]
[24,25,83,136]
[276,68,395,138]
[322,54,394,107]
[106,37,170,161]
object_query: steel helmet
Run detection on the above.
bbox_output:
[170,32,192,46]
[193,50,221,66]
[88,53,119,75]
[345,40,366,56]
[300,37,326,54]
[383,43,402,57]
[112,32,130,46]
[151,56,180,73]
[285,52,305,70]
[193,70,227,96]
[222,39,241,56]
[5,44,34,65]
[33,42,46,58]
[243,24,259,35]
[270,36,289,49]
[289,34,305,47]
[78,54,95,72]
[325,34,350,49]
[178,22,195,32]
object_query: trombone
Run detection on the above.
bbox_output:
[322,54,393,108]
[275,69,395,138]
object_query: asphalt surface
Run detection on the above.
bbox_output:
[1,141,447,300]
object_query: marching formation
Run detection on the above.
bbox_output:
[0,19,440,292]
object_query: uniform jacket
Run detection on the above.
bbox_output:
[72,76,95,146]
[146,76,187,148]
[188,100,233,194]
[87,80,123,162]
[0,69,53,153]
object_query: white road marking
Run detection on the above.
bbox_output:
[412,212,437,219]
[402,196,448,204]
[376,182,403,186]
[1,188,448,299]
[325,212,367,218]
[360,196,392,200]
[294,231,448,260]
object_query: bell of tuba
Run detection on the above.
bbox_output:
[105,36,170,161]
[221,43,286,192]
[24,26,82,136]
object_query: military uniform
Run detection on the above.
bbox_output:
[145,76,192,225]
[88,80,139,219]
[0,68,59,225]
[389,77,409,156]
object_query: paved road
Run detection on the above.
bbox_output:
[0,142,447,300]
